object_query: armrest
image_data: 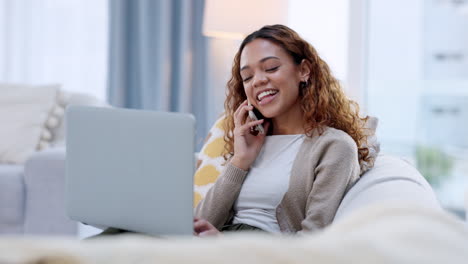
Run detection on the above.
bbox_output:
[23,148,78,235]
[334,155,441,221]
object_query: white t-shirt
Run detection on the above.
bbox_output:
[232,134,305,232]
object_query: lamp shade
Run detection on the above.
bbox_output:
[203,0,288,39]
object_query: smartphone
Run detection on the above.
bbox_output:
[247,100,265,135]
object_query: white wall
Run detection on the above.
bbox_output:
[346,0,368,106]
[288,0,350,86]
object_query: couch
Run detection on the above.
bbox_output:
[18,152,445,236]
[0,91,443,237]
[3,127,460,263]
[0,91,106,235]
[334,154,441,220]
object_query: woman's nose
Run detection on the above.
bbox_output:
[252,73,268,88]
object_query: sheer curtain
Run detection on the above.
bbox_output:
[0,0,108,101]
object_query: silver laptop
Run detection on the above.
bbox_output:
[66,106,195,236]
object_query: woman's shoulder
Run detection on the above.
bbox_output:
[305,126,357,151]
[298,126,359,171]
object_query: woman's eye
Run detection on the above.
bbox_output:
[243,76,252,82]
[266,66,279,72]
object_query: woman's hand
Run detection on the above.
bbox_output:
[194,218,221,237]
[230,100,270,171]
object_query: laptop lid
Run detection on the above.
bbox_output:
[66,106,195,236]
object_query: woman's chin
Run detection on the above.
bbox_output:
[259,110,276,119]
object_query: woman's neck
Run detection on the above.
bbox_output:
[271,103,305,135]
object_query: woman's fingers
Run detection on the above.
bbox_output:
[194,219,220,236]
[193,219,208,230]
[233,100,247,121]
[198,229,221,237]
[238,119,264,135]
[234,100,248,115]
[234,101,251,126]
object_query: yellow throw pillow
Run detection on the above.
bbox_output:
[193,117,227,207]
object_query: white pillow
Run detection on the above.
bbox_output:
[0,83,60,164]
[49,90,109,147]
[360,116,380,174]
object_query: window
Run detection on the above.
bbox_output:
[366,0,468,212]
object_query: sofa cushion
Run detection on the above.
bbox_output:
[23,148,78,235]
[0,165,25,233]
[0,83,59,163]
[334,155,441,220]
[50,91,109,147]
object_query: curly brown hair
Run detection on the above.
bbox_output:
[223,24,371,167]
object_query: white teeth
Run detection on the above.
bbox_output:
[257,90,278,101]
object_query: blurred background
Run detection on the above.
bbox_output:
[1,0,467,215]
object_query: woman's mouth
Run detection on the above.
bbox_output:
[257,89,279,106]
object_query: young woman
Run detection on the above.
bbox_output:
[194,24,373,236]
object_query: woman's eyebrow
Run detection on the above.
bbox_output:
[240,56,280,72]
[259,56,280,63]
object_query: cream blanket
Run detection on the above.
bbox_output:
[1,203,467,264]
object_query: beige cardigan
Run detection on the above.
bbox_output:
[195,127,360,233]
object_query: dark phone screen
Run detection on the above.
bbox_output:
[252,107,264,120]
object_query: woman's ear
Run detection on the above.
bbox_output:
[299,59,311,81]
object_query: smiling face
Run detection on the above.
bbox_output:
[239,39,308,120]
